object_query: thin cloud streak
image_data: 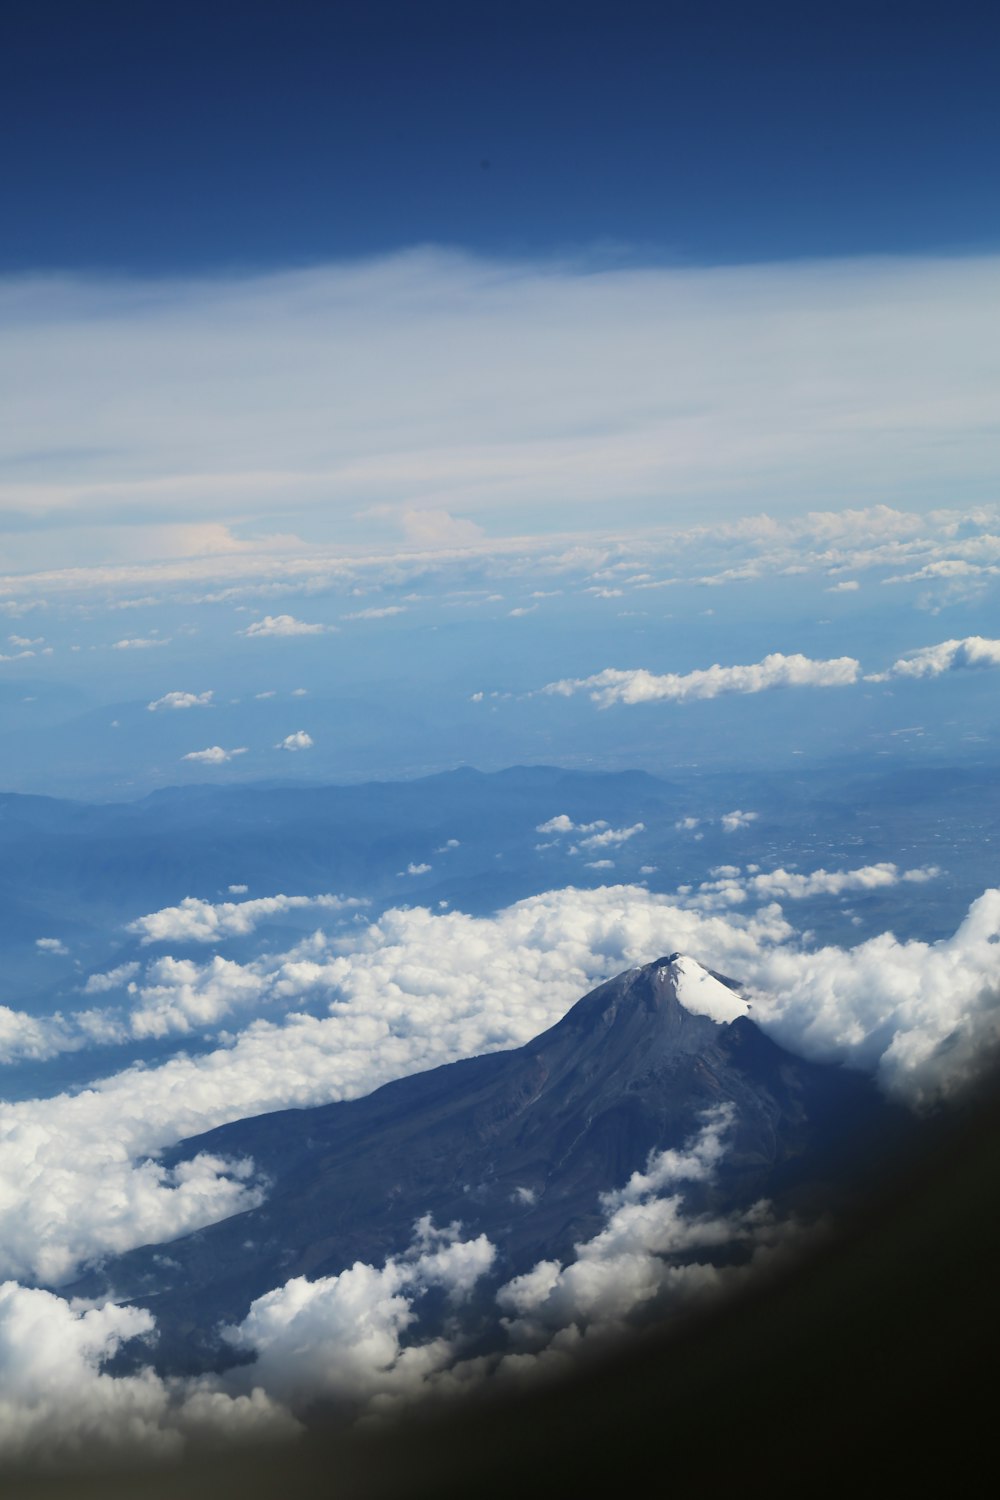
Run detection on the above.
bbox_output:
[3,251,1000,568]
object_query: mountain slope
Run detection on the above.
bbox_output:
[74,955,900,1371]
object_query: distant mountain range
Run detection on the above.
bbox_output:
[72,954,902,1375]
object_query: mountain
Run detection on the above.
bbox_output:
[72,955,901,1373]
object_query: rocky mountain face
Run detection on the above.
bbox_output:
[71,955,901,1372]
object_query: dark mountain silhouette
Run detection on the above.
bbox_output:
[73,955,902,1373]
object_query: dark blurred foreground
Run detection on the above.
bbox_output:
[10,1078,1000,1500]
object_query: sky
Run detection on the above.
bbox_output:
[4,0,1000,271]
[2,0,1000,1475]
[3,0,1000,571]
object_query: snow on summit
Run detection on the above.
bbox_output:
[664,954,750,1024]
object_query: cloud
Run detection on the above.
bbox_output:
[397,509,486,549]
[82,962,140,994]
[127,892,365,946]
[241,615,330,638]
[825,579,859,592]
[223,1218,495,1410]
[398,862,432,876]
[867,635,1000,682]
[578,822,645,850]
[543,652,860,708]
[0,1282,295,1468]
[685,862,940,910]
[4,252,1000,571]
[496,1108,790,1352]
[275,730,313,751]
[147,690,214,711]
[112,636,170,649]
[35,937,68,956]
[720,810,758,832]
[182,745,248,764]
[340,605,406,620]
[0,1007,77,1065]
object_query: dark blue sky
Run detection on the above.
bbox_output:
[2,0,999,271]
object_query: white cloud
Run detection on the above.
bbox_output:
[275,731,313,751]
[867,635,1000,682]
[182,745,248,764]
[241,615,330,638]
[585,860,615,870]
[4,253,1000,572]
[675,817,700,831]
[112,636,169,650]
[543,652,860,708]
[127,892,365,946]
[341,605,406,620]
[35,937,68,956]
[686,862,939,910]
[578,822,645,850]
[398,862,432,876]
[720,810,758,832]
[0,1282,295,1468]
[223,1218,495,1409]
[228,883,249,894]
[825,579,860,592]
[82,962,140,994]
[496,1108,789,1350]
[535,815,609,836]
[147,690,214,711]
[0,1007,76,1065]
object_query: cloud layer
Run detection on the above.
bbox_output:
[4,251,1000,570]
[543,653,860,707]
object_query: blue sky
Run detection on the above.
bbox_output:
[3,0,1000,273]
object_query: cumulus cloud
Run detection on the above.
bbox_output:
[35,937,68,956]
[578,822,644,850]
[543,652,860,708]
[82,962,140,994]
[111,636,169,649]
[182,745,248,764]
[147,690,214,711]
[398,862,432,876]
[720,810,758,832]
[127,892,365,946]
[685,862,940,910]
[275,731,313,751]
[223,1218,495,1410]
[825,579,860,593]
[241,615,330,638]
[867,635,1000,682]
[0,1282,295,1469]
[496,1108,791,1353]
[0,1007,77,1065]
